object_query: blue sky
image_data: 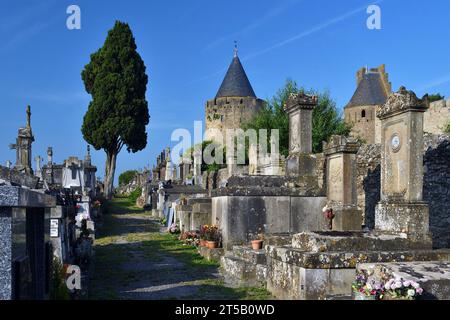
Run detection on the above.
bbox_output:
[1,0,449,184]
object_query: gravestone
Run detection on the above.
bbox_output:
[375,87,431,242]
[9,106,35,175]
[283,92,318,186]
[323,135,361,230]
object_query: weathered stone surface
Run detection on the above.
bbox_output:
[0,186,56,208]
[212,195,327,249]
[291,231,432,253]
[220,245,267,288]
[357,261,450,300]
[0,165,39,189]
[197,246,224,262]
[356,134,450,248]
[0,207,12,300]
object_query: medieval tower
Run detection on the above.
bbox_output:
[205,48,264,143]
[344,64,392,144]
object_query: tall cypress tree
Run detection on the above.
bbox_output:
[81,21,149,199]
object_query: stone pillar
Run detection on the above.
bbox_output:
[248,143,258,175]
[9,106,35,175]
[323,135,361,231]
[375,87,431,242]
[193,149,202,186]
[34,156,43,179]
[283,92,318,186]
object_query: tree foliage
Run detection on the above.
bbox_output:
[428,93,445,103]
[118,170,138,186]
[243,79,351,156]
[81,21,149,198]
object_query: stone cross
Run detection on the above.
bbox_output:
[47,147,53,165]
[26,105,31,128]
[375,86,431,242]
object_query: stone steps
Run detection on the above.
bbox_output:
[220,245,267,288]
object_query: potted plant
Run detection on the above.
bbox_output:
[250,229,264,250]
[382,278,423,300]
[204,224,219,249]
[199,225,208,247]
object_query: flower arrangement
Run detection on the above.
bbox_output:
[179,231,200,246]
[352,274,384,300]
[383,278,423,300]
[169,223,180,234]
[352,272,424,300]
[201,224,219,242]
[322,205,335,230]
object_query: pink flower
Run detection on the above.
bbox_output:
[416,287,423,295]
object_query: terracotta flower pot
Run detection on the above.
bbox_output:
[206,241,217,249]
[251,240,263,250]
[200,239,207,247]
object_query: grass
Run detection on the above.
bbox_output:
[89,197,273,300]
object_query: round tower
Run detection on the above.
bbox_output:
[205,48,264,144]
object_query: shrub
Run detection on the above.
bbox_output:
[128,187,142,204]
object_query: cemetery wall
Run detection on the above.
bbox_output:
[355,133,450,248]
[424,99,450,134]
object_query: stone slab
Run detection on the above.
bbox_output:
[292,231,432,252]
[266,245,450,269]
[197,246,224,262]
[0,186,56,208]
[357,261,450,300]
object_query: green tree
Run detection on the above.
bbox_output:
[118,170,138,186]
[428,93,445,103]
[243,79,351,156]
[81,21,149,199]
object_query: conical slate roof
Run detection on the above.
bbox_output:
[216,55,256,98]
[347,72,388,107]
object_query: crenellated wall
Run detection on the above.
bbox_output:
[205,96,264,143]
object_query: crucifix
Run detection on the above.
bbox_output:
[26,105,31,128]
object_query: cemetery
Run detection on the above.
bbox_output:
[1,3,450,303]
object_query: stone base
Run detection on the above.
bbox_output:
[357,261,450,300]
[220,246,267,288]
[375,201,431,241]
[332,206,362,231]
[286,153,316,176]
[197,246,224,262]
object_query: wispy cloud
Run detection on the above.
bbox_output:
[242,0,383,62]
[190,0,383,86]
[418,74,450,91]
[204,0,302,51]
[0,1,59,53]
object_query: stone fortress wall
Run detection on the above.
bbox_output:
[205,96,264,143]
[355,133,450,248]
[424,99,450,134]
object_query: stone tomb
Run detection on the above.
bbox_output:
[265,87,450,299]
[323,135,362,231]
[0,185,56,300]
